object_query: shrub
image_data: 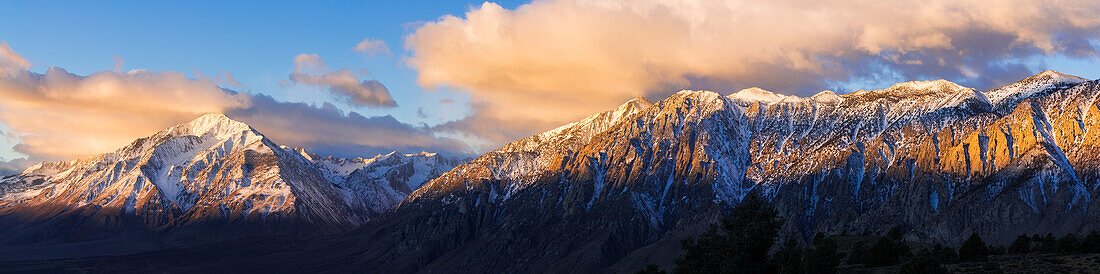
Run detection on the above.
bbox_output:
[900,249,949,274]
[930,244,959,264]
[634,264,666,274]
[1083,231,1100,253]
[1056,233,1081,254]
[849,236,909,266]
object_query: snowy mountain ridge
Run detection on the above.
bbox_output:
[0,113,460,239]
[349,70,1100,272]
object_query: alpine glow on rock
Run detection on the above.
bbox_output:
[1,0,1099,272]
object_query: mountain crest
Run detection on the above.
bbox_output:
[887,79,967,93]
[730,87,788,103]
[0,113,459,237]
[165,113,255,140]
[986,70,1090,112]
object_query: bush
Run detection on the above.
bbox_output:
[1040,233,1058,252]
[888,226,903,240]
[958,232,990,262]
[1056,233,1081,254]
[1083,231,1100,253]
[930,244,959,264]
[848,236,909,266]
[634,264,666,274]
[981,262,1004,274]
[774,237,803,274]
[803,233,841,274]
[1008,235,1031,254]
[900,249,949,274]
[674,195,783,274]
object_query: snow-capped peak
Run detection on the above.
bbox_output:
[608,96,654,123]
[1035,69,1088,83]
[985,70,1089,110]
[730,87,787,103]
[810,90,842,104]
[886,79,966,93]
[166,113,254,140]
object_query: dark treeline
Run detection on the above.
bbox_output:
[637,195,1100,274]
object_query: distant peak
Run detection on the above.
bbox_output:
[1030,70,1087,83]
[1037,69,1070,77]
[810,90,842,103]
[169,113,253,138]
[730,87,786,103]
[620,96,654,111]
[985,69,1090,108]
[887,79,966,93]
[413,151,438,157]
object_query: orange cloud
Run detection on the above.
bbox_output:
[406,0,1100,148]
[0,42,467,170]
[0,66,249,161]
[0,41,31,77]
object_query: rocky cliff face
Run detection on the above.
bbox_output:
[327,71,1100,272]
[0,114,459,242]
[2,71,1097,272]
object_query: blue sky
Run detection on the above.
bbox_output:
[0,0,524,126]
[0,0,527,161]
[0,0,1097,167]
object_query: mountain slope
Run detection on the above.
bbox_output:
[0,114,459,242]
[297,71,1100,273]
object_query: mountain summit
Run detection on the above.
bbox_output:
[0,114,460,242]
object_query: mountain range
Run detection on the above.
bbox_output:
[0,114,462,243]
[1,70,1099,272]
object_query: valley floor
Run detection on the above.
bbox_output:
[837,253,1100,273]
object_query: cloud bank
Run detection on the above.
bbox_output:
[407,0,1100,147]
[289,53,397,107]
[0,42,467,171]
[228,94,466,158]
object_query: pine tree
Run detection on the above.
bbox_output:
[774,237,803,274]
[1008,235,1031,254]
[930,244,959,264]
[803,233,841,274]
[959,232,990,262]
[674,194,783,274]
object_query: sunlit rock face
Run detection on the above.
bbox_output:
[343,71,1100,272]
[0,114,461,241]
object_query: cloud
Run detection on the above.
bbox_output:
[0,42,469,171]
[227,94,469,158]
[406,0,1100,147]
[431,104,560,152]
[112,55,124,71]
[289,53,397,107]
[222,71,244,89]
[353,38,391,56]
[0,41,31,77]
[0,66,249,161]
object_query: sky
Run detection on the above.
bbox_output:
[0,0,1098,172]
